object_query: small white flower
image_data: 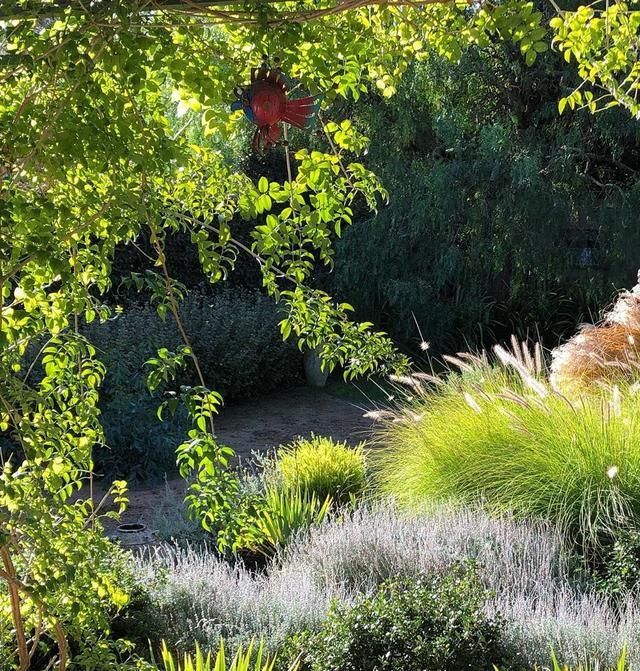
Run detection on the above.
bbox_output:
[607,465,619,479]
[419,341,430,352]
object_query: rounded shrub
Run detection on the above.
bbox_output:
[272,435,367,504]
[290,563,505,671]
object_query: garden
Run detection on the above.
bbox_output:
[3,0,640,669]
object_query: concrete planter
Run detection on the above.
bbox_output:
[304,347,329,387]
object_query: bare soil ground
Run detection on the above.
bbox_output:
[103,386,375,533]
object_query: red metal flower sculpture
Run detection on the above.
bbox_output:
[231,58,320,152]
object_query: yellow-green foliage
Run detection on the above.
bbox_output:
[375,344,640,545]
[274,435,367,504]
[160,639,280,671]
[500,647,630,671]
[550,647,627,671]
[254,487,332,553]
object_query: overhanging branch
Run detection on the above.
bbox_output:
[0,0,460,22]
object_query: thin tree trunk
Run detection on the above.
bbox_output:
[0,545,29,671]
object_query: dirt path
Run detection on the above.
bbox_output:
[217,386,374,461]
[107,386,375,533]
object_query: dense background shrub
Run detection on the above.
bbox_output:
[85,289,302,479]
[267,435,368,504]
[331,48,640,353]
[292,565,504,671]
[105,45,640,359]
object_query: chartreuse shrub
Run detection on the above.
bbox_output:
[375,342,640,548]
[269,435,367,504]
[285,563,504,671]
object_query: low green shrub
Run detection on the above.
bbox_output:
[84,289,302,479]
[288,563,504,671]
[592,530,640,596]
[270,435,367,504]
[375,343,640,548]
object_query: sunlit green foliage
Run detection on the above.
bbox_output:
[1,0,639,666]
[0,335,131,668]
[270,435,367,504]
[552,3,640,117]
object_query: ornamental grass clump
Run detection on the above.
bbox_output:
[270,435,367,504]
[375,339,640,546]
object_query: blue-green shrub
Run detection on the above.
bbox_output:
[85,289,302,479]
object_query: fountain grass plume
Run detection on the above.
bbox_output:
[551,274,640,393]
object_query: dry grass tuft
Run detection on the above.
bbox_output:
[551,275,640,392]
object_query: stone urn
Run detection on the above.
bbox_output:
[304,347,329,387]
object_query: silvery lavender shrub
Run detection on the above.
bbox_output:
[281,503,568,598]
[133,542,344,652]
[491,589,640,669]
[134,504,640,667]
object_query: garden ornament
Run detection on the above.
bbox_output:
[231,57,320,152]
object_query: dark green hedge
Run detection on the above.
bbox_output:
[332,47,640,353]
